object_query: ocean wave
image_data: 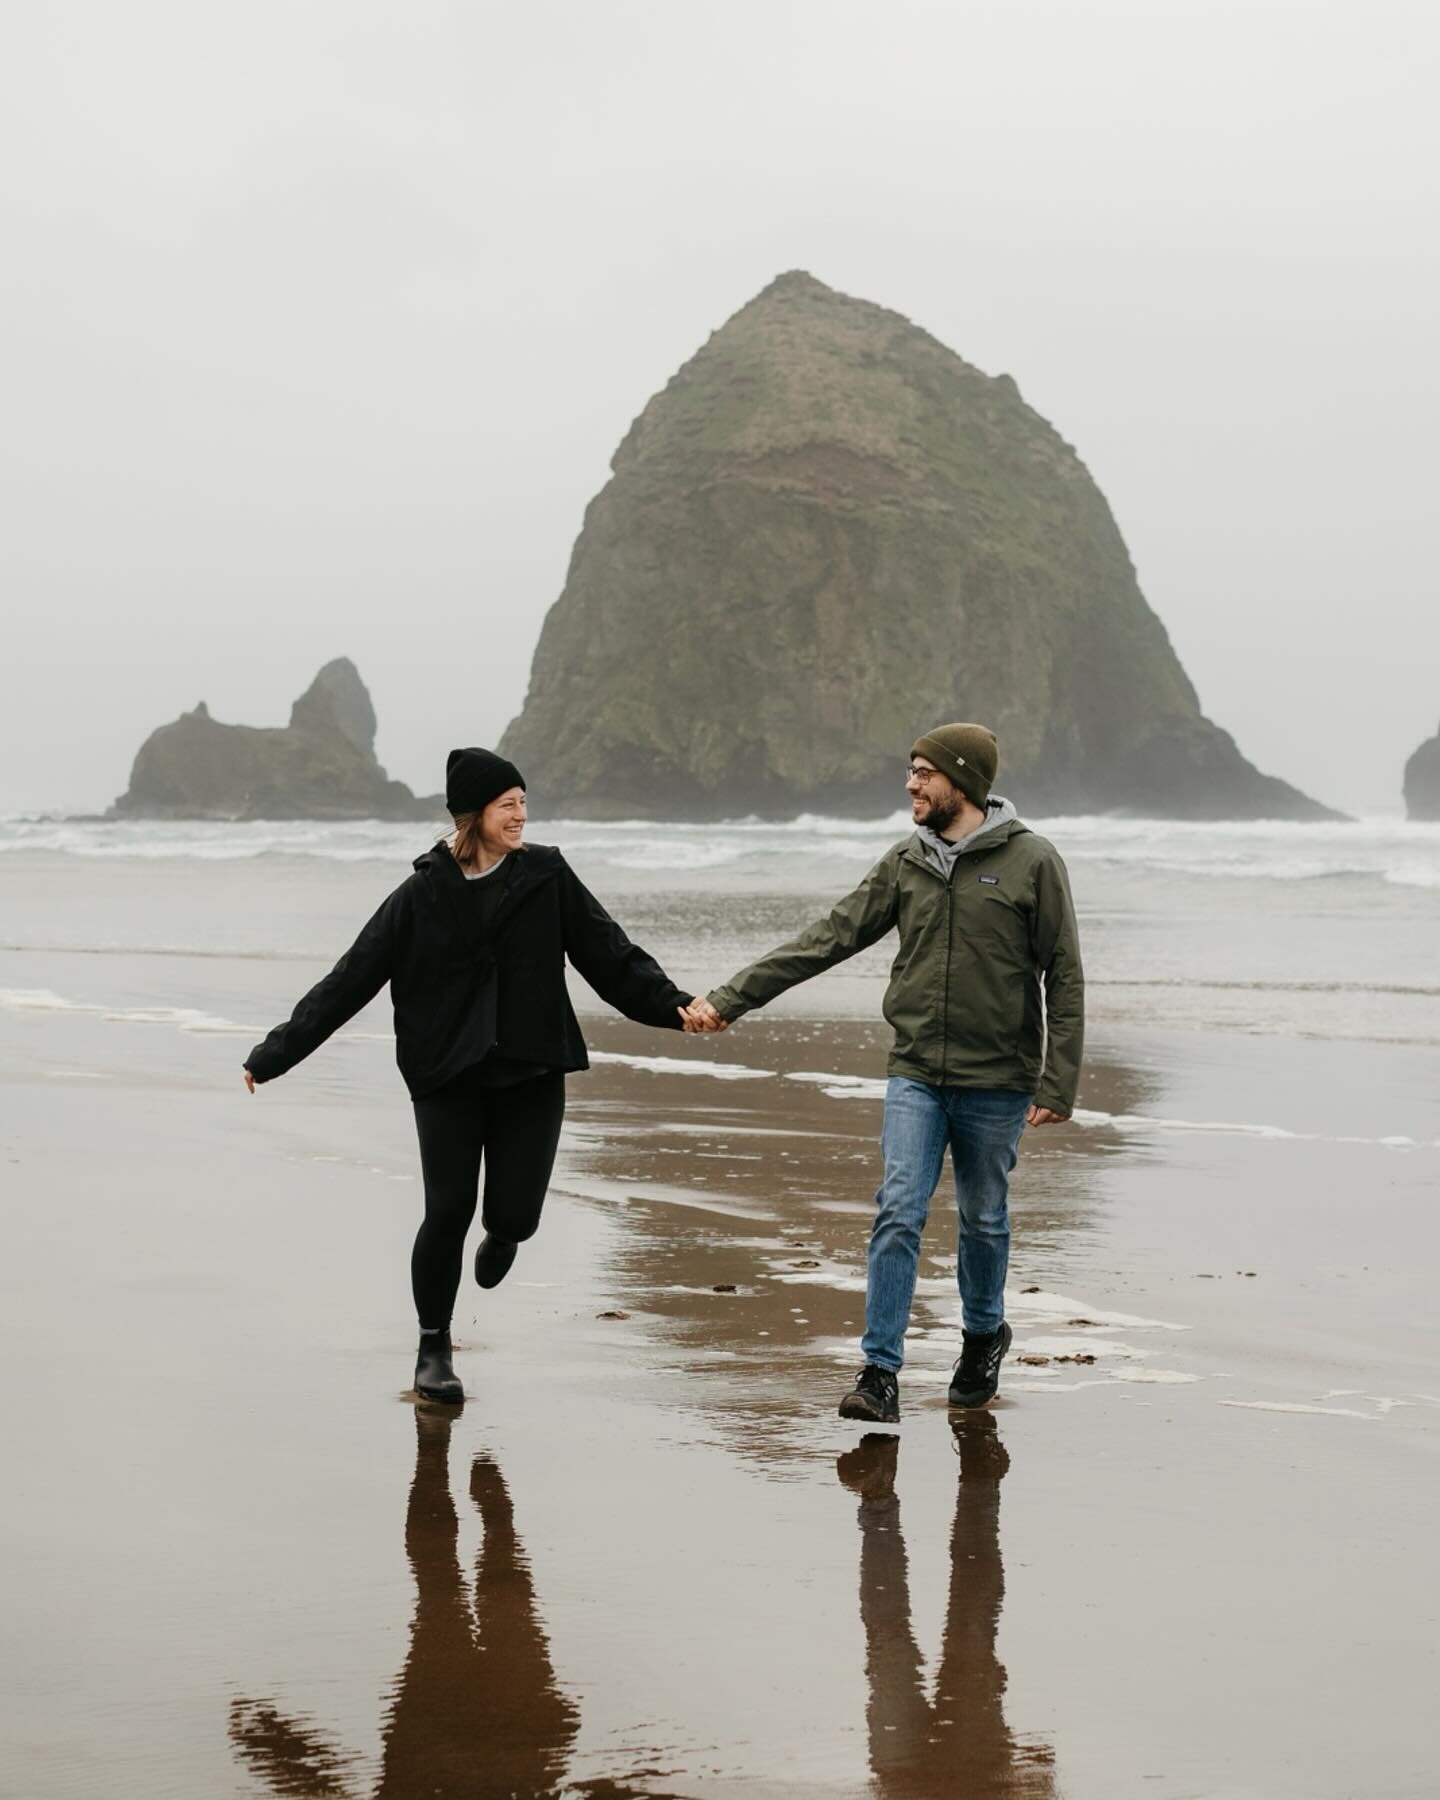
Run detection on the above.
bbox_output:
[602,842,750,872]
[4,811,1438,889]
[0,818,427,863]
[1033,815,1440,889]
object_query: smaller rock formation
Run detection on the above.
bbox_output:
[110,658,443,821]
[1403,722,1440,820]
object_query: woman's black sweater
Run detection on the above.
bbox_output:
[245,843,690,1098]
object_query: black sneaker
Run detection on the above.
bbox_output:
[948,1321,1013,1408]
[474,1234,518,1290]
[838,1364,900,1424]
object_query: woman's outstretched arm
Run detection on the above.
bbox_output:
[244,890,401,1086]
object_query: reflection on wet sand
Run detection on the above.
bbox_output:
[556,1016,1155,1462]
[837,1419,1056,1799]
[231,1404,586,1800]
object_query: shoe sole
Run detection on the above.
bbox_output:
[838,1395,900,1424]
[947,1320,1013,1408]
[415,1383,464,1404]
[474,1241,518,1290]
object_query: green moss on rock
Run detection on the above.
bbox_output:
[502,272,1337,820]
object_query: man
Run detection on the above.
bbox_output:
[684,724,1083,1422]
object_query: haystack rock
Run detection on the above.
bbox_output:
[501,272,1338,820]
[1403,723,1440,820]
[110,658,443,821]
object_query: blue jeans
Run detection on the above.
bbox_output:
[861,1079,1030,1372]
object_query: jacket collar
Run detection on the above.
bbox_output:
[899,812,1028,879]
[418,840,562,935]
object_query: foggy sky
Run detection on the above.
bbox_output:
[2,0,1436,818]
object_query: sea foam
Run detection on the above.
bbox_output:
[5,812,1439,889]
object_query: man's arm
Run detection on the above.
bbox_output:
[1029,850,1085,1117]
[706,856,900,1022]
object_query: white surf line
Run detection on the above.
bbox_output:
[0,941,320,963]
[1073,1107,1433,1151]
[0,987,253,1034]
[783,1068,1438,1150]
[1002,1287,1189,1331]
[778,1272,1191,1339]
[549,1173,777,1222]
[1,990,779,1076]
[1320,1390,1424,1415]
[651,1121,834,1139]
[587,1049,774,1081]
[903,1283,1197,1389]
[13,984,1433,1152]
[1220,1400,1382,1421]
[838,1348,1203,1391]
[786,1070,888,1100]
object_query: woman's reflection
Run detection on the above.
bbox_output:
[836,1418,1057,1798]
[230,1403,580,1799]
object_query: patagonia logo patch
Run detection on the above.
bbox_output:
[978,875,999,886]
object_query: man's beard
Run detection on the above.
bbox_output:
[919,790,963,835]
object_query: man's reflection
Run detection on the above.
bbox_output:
[836,1419,1057,1798]
[231,1403,579,1799]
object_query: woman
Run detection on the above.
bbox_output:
[243,746,696,1403]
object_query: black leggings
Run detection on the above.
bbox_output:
[410,1068,566,1330]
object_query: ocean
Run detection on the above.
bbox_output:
[4,809,1438,1058]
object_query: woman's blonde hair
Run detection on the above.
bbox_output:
[449,810,485,871]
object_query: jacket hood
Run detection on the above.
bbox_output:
[413,841,451,877]
[910,796,1025,877]
[956,794,1021,850]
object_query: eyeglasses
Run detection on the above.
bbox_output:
[905,764,943,784]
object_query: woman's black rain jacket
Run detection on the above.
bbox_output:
[244,843,690,1098]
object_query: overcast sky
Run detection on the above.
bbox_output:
[2,0,1436,818]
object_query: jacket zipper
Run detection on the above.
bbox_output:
[940,872,954,1082]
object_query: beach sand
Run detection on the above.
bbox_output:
[2,976,1438,1799]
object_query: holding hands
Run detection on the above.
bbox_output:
[677,996,729,1034]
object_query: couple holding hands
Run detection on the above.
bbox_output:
[244,723,1084,1424]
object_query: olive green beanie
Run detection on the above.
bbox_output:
[911,723,999,808]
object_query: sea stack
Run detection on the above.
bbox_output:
[502,272,1337,820]
[110,658,443,821]
[1403,723,1440,820]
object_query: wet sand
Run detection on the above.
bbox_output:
[2,993,1439,1798]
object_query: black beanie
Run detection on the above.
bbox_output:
[445,747,525,817]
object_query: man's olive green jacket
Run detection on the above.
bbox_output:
[708,818,1084,1115]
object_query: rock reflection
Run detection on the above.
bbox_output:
[231,1403,580,1800]
[836,1420,1057,1798]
